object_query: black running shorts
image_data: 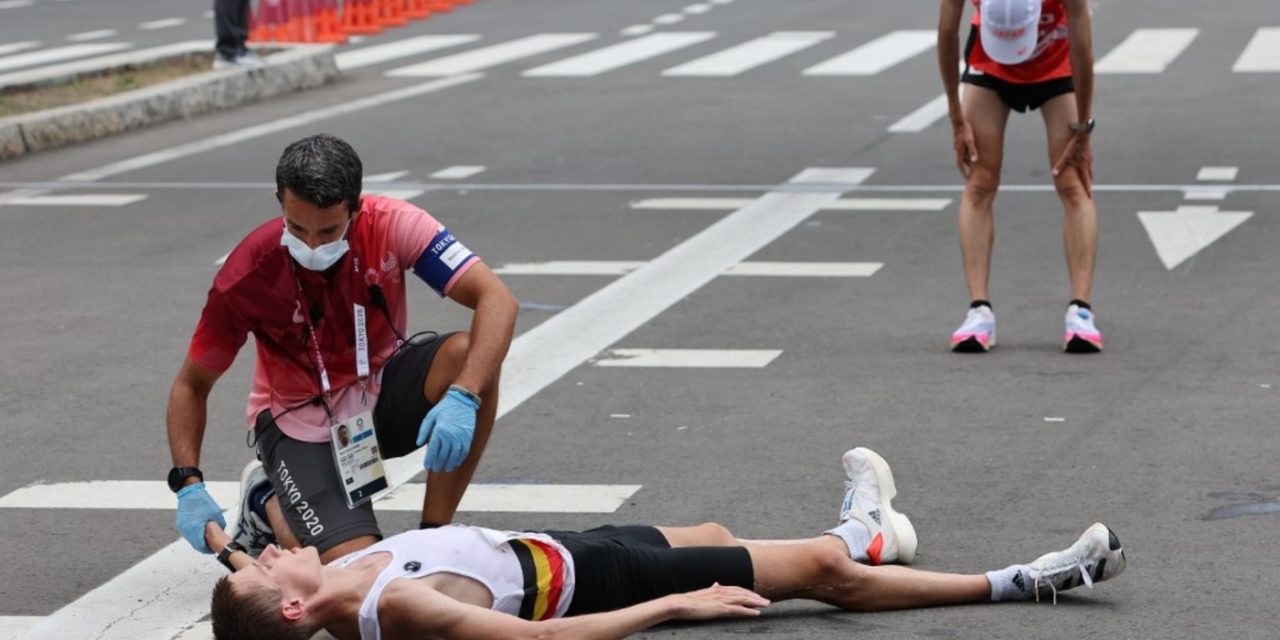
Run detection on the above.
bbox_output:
[253,331,456,553]
[545,525,755,616]
[962,27,1074,113]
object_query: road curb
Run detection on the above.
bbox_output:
[0,45,341,162]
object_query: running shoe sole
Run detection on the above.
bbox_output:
[1064,333,1102,353]
[843,447,918,564]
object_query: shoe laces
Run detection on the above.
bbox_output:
[1031,550,1094,604]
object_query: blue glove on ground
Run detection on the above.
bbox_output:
[175,482,226,554]
[417,387,479,473]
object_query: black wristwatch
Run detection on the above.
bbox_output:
[168,466,204,493]
[1068,117,1096,134]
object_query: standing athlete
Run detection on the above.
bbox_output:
[167,134,518,564]
[939,0,1103,353]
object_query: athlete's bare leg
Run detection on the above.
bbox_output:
[958,85,1012,302]
[1040,92,1098,303]
[421,331,498,527]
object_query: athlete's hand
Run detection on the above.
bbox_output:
[669,583,770,620]
[175,482,226,554]
[1052,131,1094,198]
[416,387,479,473]
[951,118,979,178]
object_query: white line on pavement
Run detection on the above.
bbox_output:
[0,616,40,640]
[524,32,716,77]
[430,165,486,179]
[653,13,684,25]
[663,31,833,77]
[0,40,39,56]
[0,41,207,91]
[1182,188,1228,201]
[494,260,883,277]
[386,33,597,77]
[888,93,950,133]
[630,197,950,210]
[804,30,936,76]
[370,189,427,201]
[1197,166,1239,182]
[1095,28,1198,74]
[0,0,33,9]
[1233,27,1280,72]
[0,194,147,206]
[335,34,479,70]
[66,29,117,42]
[0,42,131,73]
[138,18,187,30]
[620,25,654,37]
[596,348,783,368]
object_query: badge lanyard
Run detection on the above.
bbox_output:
[289,254,371,418]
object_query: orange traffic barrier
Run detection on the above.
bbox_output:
[312,0,348,43]
[377,0,409,28]
[250,0,287,42]
[428,0,454,13]
[341,0,384,36]
[404,0,433,20]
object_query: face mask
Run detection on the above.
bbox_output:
[280,220,350,271]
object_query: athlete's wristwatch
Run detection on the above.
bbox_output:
[167,466,204,493]
[1068,118,1096,134]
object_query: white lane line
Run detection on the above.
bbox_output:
[370,189,427,201]
[653,13,685,25]
[67,29,117,42]
[335,34,478,70]
[386,33,597,77]
[888,93,950,133]
[663,31,833,77]
[1234,27,1280,72]
[684,3,712,14]
[137,17,187,30]
[0,42,131,73]
[0,482,640,513]
[495,260,883,277]
[0,616,40,639]
[524,32,717,77]
[804,30,936,75]
[0,40,205,88]
[620,24,654,37]
[0,40,39,56]
[1,194,147,206]
[57,74,481,183]
[596,348,783,368]
[430,165,486,179]
[1182,188,1227,201]
[0,0,33,9]
[1095,28,1198,73]
[364,170,411,182]
[630,197,951,210]
[1197,166,1239,182]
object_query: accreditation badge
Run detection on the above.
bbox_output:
[330,410,389,509]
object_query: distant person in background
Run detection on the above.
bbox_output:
[214,0,264,69]
[938,0,1102,353]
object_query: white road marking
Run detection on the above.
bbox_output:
[0,616,40,639]
[684,3,712,14]
[654,13,685,25]
[804,30,936,75]
[0,0,33,9]
[887,93,950,133]
[495,260,882,277]
[663,31,833,77]
[1095,28,1198,73]
[386,33,597,77]
[364,170,411,182]
[57,74,481,182]
[1,194,147,206]
[524,32,716,77]
[370,189,427,201]
[138,17,186,30]
[0,481,639,512]
[1233,27,1280,72]
[0,41,206,88]
[430,165,486,179]
[67,29,117,42]
[611,413,631,418]
[630,196,950,210]
[620,24,654,37]
[335,34,478,70]
[1137,205,1253,270]
[0,42,131,73]
[596,348,782,368]
[0,40,39,56]
[1182,188,1228,201]
[1197,166,1238,181]
[1044,417,1066,422]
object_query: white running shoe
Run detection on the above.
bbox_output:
[1027,523,1126,603]
[951,305,996,352]
[229,460,275,558]
[837,447,917,564]
[1063,304,1103,353]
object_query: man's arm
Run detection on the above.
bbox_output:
[441,263,518,397]
[380,580,768,640]
[937,0,977,176]
[166,357,222,473]
[1063,0,1094,124]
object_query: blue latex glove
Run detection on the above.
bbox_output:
[175,482,226,554]
[417,387,479,473]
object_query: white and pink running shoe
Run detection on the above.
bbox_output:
[951,305,996,353]
[1063,304,1103,353]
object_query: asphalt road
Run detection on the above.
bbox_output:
[1,0,1277,638]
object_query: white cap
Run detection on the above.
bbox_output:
[980,0,1041,64]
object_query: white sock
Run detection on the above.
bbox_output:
[985,565,1034,602]
[824,520,872,562]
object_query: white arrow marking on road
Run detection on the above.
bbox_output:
[1137,205,1253,270]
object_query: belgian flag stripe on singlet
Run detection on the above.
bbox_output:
[509,538,566,621]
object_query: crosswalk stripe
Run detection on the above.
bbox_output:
[596,348,783,368]
[1095,28,1198,73]
[1197,166,1239,181]
[0,616,40,639]
[629,197,951,210]
[804,30,935,76]
[523,32,716,77]
[430,165,486,179]
[335,34,479,70]
[386,33,597,77]
[1,194,147,206]
[0,481,640,513]
[67,29,118,42]
[1233,27,1280,72]
[663,31,833,77]
[0,40,39,56]
[137,17,186,30]
[0,0,33,9]
[887,93,949,133]
[0,42,131,73]
[494,260,883,277]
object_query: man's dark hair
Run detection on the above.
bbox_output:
[275,134,363,214]
[210,575,316,640]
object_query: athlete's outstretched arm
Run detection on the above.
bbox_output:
[378,580,768,640]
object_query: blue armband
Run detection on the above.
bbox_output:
[413,226,477,296]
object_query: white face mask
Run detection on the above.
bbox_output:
[280,219,350,271]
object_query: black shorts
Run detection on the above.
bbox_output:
[544,525,755,616]
[253,331,457,553]
[962,27,1073,113]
